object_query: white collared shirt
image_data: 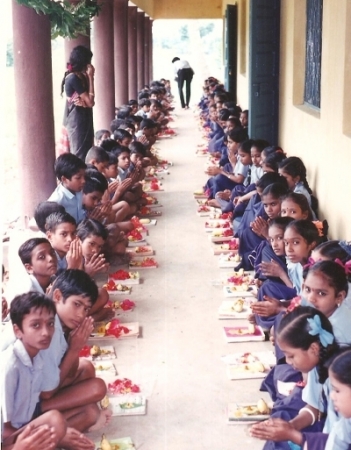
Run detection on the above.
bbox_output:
[48,183,84,223]
[1,339,59,428]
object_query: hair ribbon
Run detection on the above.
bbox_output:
[334,258,351,275]
[307,315,334,347]
[303,257,315,270]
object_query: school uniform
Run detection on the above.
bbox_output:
[135,109,147,118]
[117,167,128,182]
[48,183,84,223]
[325,417,351,450]
[55,251,68,272]
[1,339,59,429]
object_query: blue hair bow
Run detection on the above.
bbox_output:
[307,315,334,347]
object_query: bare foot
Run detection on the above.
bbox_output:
[87,409,113,432]
[248,313,257,325]
[60,427,94,450]
[207,199,221,208]
[91,308,115,323]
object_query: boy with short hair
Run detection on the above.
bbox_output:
[94,129,110,146]
[18,238,57,293]
[135,98,151,118]
[1,292,69,449]
[45,211,81,271]
[48,153,87,223]
[85,146,110,173]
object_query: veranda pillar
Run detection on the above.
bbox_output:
[149,18,154,82]
[94,0,115,130]
[143,15,150,86]
[12,1,56,221]
[114,0,129,106]
[128,5,138,99]
[136,10,145,90]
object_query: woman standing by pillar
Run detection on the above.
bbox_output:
[59,45,95,160]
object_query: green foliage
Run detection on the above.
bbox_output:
[179,25,189,41]
[15,0,101,39]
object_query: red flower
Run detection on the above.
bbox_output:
[120,299,135,311]
[110,270,130,280]
[79,345,91,357]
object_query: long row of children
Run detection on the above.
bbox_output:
[195,77,351,450]
[1,51,176,450]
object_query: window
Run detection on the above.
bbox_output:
[304,0,323,108]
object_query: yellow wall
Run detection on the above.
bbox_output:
[132,0,222,19]
[279,0,351,239]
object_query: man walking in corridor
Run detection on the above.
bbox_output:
[172,57,194,109]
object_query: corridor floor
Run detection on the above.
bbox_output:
[89,107,271,450]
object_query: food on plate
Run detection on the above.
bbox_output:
[90,345,101,356]
[139,218,151,224]
[100,395,110,409]
[257,398,270,414]
[233,299,245,312]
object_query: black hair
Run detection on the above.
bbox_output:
[262,182,288,199]
[54,153,86,181]
[116,106,132,119]
[129,141,147,157]
[218,108,231,121]
[227,127,249,143]
[85,146,109,164]
[150,99,162,109]
[18,238,52,265]
[76,218,108,242]
[110,118,125,133]
[94,129,110,141]
[256,172,289,191]
[107,152,118,166]
[314,240,351,265]
[129,115,143,124]
[45,211,76,232]
[262,145,285,157]
[268,216,294,231]
[226,117,242,128]
[118,122,135,132]
[113,145,131,159]
[252,139,270,152]
[279,156,312,194]
[285,219,320,245]
[329,349,351,388]
[281,192,313,220]
[303,260,349,297]
[100,138,120,153]
[263,152,287,172]
[51,269,98,305]
[113,129,132,142]
[138,98,151,107]
[238,139,255,155]
[128,99,138,106]
[172,57,180,63]
[277,306,339,383]
[140,118,157,130]
[138,92,150,100]
[34,202,66,233]
[61,45,93,95]
[83,169,108,194]
[11,292,56,331]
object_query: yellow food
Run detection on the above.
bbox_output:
[100,395,110,409]
[100,434,112,450]
[257,398,270,414]
[233,299,244,313]
[248,323,255,334]
[90,345,101,356]
[139,218,151,224]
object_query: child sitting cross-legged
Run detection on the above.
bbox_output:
[48,153,86,224]
[0,292,91,450]
[45,212,110,320]
[39,270,111,438]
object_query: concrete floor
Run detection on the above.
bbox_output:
[89,108,271,449]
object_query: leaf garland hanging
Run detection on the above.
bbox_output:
[15,0,102,39]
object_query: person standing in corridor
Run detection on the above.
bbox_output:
[172,57,194,109]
